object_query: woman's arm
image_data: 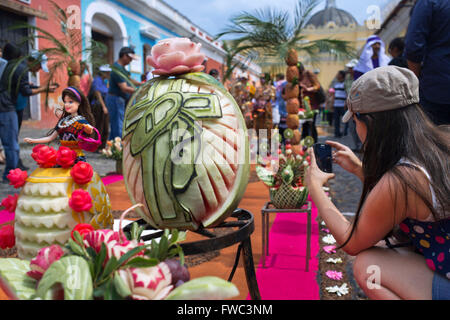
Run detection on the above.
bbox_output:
[305,148,409,256]
[24,131,58,144]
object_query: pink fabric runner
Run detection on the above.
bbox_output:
[248,199,320,300]
[0,174,124,225]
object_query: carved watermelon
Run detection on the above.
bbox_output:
[122,73,250,230]
[14,168,113,260]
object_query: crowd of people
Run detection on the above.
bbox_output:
[0,0,448,301]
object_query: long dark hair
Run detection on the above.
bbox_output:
[340,104,450,248]
[61,87,95,127]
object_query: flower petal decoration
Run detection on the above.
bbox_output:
[31,145,57,168]
[70,161,94,185]
[146,38,205,76]
[118,262,173,300]
[326,257,343,264]
[7,168,28,189]
[84,229,120,254]
[325,283,349,297]
[322,234,336,245]
[323,245,336,254]
[0,225,15,249]
[69,189,93,212]
[71,224,95,241]
[325,270,343,280]
[56,146,77,168]
[1,194,19,212]
[27,245,64,281]
[321,228,330,234]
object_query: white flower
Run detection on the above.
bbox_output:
[322,234,336,244]
[321,221,326,226]
[295,155,302,161]
[101,149,107,155]
[118,263,173,300]
[114,141,122,151]
[286,149,292,155]
[325,283,349,297]
[114,137,122,143]
[326,258,343,264]
[303,161,309,167]
[106,149,113,157]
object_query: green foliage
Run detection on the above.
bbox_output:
[216,0,356,71]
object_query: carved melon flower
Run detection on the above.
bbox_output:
[118,263,173,300]
[146,38,205,76]
[27,245,65,281]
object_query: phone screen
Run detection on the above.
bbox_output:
[313,143,332,173]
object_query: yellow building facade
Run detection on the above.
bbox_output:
[301,0,374,89]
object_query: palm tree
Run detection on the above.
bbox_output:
[216,0,355,75]
[7,1,108,107]
[220,40,258,83]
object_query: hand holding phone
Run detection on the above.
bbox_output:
[313,143,332,173]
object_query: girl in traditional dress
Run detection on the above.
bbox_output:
[24,87,96,162]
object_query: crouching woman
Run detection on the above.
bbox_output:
[305,66,449,300]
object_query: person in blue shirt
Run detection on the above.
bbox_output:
[105,47,140,140]
[0,45,56,182]
[405,0,450,125]
[90,64,111,149]
[274,74,287,145]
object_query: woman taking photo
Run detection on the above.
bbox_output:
[306,66,449,300]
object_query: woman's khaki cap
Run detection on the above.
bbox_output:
[342,66,420,123]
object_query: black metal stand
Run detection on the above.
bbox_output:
[124,208,261,300]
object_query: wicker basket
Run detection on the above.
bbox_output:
[269,183,308,209]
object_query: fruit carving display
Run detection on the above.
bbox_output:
[122,38,250,230]
[256,137,314,209]
[2,145,113,260]
[0,207,239,300]
[284,49,302,145]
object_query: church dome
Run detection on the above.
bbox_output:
[306,0,358,28]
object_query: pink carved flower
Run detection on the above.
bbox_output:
[118,262,173,300]
[146,38,205,76]
[27,245,65,281]
[56,146,77,168]
[325,270,343,281]
[1,194,19,212]
[0,225,15,249]
[68,189,93,212]
[84,229,120,254]
[323,245,337,254]
[106,239,146,262]
[6,168,28,189]
[321,228,330,234]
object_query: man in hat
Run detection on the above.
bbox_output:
[106,46,141,140]
[0,46,57,181]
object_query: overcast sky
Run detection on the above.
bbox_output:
[163,0,393,37]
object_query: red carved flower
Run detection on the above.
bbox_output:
[68,189,93,212]
[27,245,64,280]
[56,146,77,168]
[6,168,28,189]
[84,229,120,253]
[70,161,93,185]
[32,145,57,168]
[1,194,19,212]
[71,223,95,241]
[0,225,15,249]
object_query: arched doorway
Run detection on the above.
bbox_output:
[84,2,128,69]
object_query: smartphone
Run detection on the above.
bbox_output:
[313,143,332,173]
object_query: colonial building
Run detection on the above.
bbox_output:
[302,0,374,88]
[1,0,261,129]
[81,0,261,82]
